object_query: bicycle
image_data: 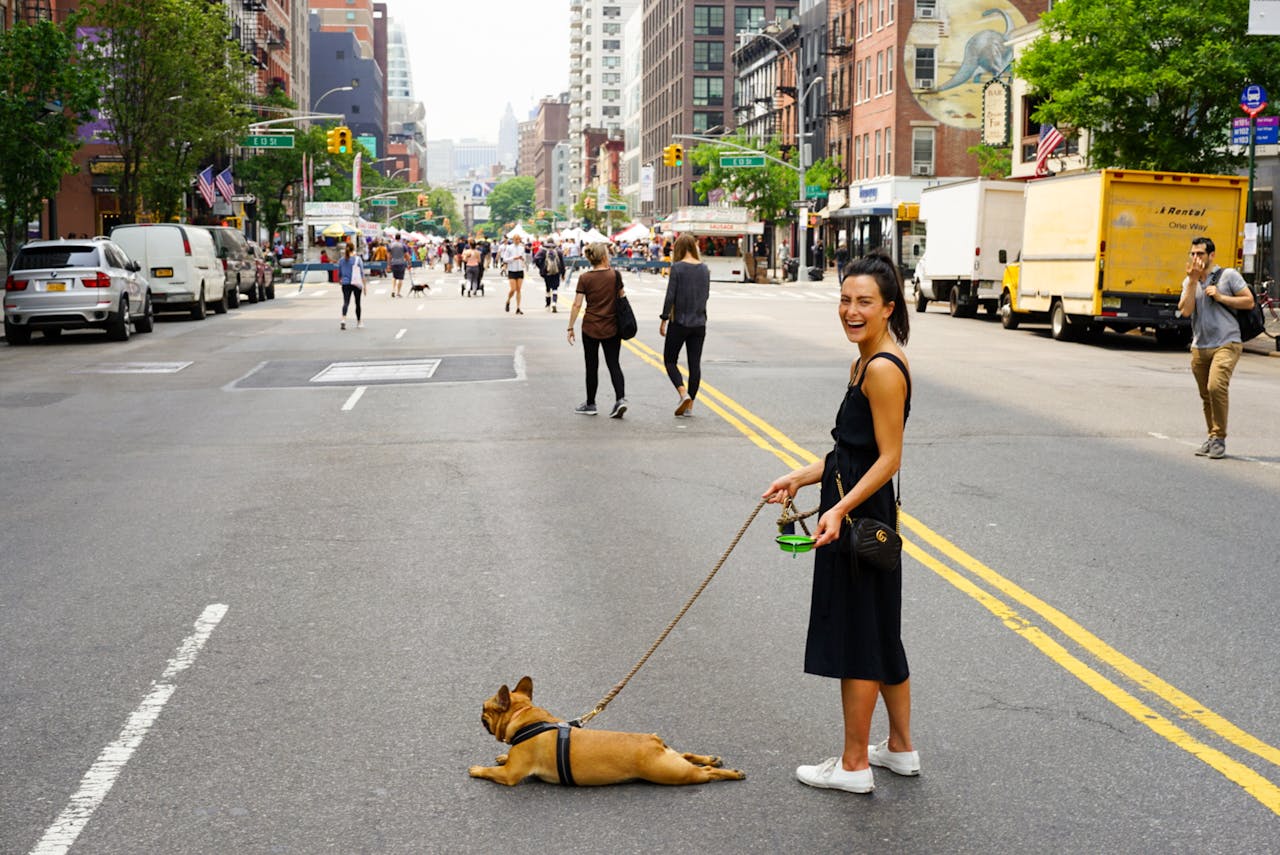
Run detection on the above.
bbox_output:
[1256,277,1280,338]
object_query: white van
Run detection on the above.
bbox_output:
[109,223,230,318]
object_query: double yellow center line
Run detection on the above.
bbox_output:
[623,336,1280,815]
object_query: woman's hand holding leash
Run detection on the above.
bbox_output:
[812,507,844,548]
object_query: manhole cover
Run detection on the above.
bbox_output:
[310,358,441,383]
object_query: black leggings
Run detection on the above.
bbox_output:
[582,333,625,405]
[341,283,362,320]
[663,322,706,398]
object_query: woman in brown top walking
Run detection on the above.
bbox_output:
[566,242,627,418]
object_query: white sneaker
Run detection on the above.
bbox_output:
[357,321,364,329]
[795,757,874,793]
[868,740,920,776]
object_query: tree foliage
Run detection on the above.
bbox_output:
[1016,0,1280,173]
[80,0,252,223]
[689,131,841,223]
[967,144,1012,179]
[0,16,101,261]
[485,176,536,230]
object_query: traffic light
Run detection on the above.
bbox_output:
[662,144,676,167]
[672,144,684,166]
[417,193,429,207]
[335,126,351,155]
[326,128,339,154]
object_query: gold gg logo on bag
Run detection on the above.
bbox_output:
[875,530,887,543]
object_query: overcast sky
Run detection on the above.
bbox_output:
[385,0,572,143]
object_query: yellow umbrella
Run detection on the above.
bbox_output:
[321,222,356,238]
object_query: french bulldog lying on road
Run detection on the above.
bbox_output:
[469,676,746,786]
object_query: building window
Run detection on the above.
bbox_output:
[603,106,621,118]
[914,47,935,88]
[603,23,621,34]
[912,127,935,175]
[874,130,881,175]
[602,5,621,17]
[693,111,724,133]
[884,126,893,174]
[603,72,621,84]
[693,6,724,35]
[865,59,873,100]
[863,133,871,179]
[889,0,895,23]
[854,136,861,180]
[734,7,766,34]
[602,56,621,68]
[603,39,620,50]
[693,41,724,71]
[336,50,345,60]
[777,7,796,21]
[693,77,724,106]
[876,51,883,95]
[857,2,865,37]
[856,61,864,104]
[916,0,936,19]
[886,47,894,92]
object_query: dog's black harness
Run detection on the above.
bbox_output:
[508,721,577,786]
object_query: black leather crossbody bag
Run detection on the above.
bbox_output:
[835,469,902,574]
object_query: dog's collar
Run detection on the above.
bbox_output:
[506,721,577,786]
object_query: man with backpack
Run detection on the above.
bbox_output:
[535,239,565,312]
[1176,235,1257,460]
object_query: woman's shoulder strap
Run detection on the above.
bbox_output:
[864,351,911,397]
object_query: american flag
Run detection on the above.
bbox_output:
[215,167,235,204]
[1035,123,1065,176]
[196,166,216,208]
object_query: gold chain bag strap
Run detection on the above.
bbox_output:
[835,466,902,574]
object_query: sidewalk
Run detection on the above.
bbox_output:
[1244,335,1280,358]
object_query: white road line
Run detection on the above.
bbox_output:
[310,290,327,298]
[30,604,229,855]
[341,385,367,411]
[395,328,407,340]
[416,304,424,312]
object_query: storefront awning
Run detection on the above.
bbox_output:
[827,205,893,220]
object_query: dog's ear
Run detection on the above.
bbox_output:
[515,676,533,698]
[495,685,511,711]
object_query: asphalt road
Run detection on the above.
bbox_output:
[2,267,1278,854]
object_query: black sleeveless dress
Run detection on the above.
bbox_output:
[804,352,912,683]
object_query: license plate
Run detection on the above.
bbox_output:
[45,281,67,292]
[152,267,174,278]
[1102,297,1121,309]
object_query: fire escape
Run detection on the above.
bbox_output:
[15,0,52,23]
[235,0,289,96]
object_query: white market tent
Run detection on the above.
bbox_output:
[612,222,651,243]
[506,223,532,240]
[580,227,609,243]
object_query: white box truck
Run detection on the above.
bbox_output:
[912,178,1025,317]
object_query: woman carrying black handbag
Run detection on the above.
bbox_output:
[566,242,628,418]
[762,251,916,795]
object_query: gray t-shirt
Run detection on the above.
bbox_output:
[1186,265,1247,348]
[388,240,408,264]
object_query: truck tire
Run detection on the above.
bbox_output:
[948,287,963,317]
[1000,291,1020,329]
[1050,302,1075,341]
[915,290,928,312]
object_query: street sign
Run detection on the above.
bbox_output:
[240,134,295,149]
[1233,116,1279,145]
[602,203,627,211]
[805,184,824,199]
[1241,84,1268,117]
[789,200,810,209]
[369,198,397,206]
[720,154,766,168]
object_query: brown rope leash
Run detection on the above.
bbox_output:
[569,496,771,728]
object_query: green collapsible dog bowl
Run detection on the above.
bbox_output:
[775,534,816,555]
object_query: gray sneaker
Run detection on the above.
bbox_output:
[610,398,628,419]
[575,402,598,415]
[1208,438,1226,459]
[1194,438,1212,456]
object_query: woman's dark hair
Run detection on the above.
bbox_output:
[841,251,910,345]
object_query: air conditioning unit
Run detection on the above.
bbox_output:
[919,6,937,19]
[913,164,932,176]
[916,78,934,90]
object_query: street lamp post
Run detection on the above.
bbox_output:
[740,27,822,278]
[313,83,355,113]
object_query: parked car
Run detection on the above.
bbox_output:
[199,226,254,304]
[4,237,153,345]
[110,223,230,318]
[246,240,276,301]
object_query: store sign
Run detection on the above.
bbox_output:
[982,79,1010,147]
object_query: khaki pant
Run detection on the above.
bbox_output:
[1190,342,1243,439]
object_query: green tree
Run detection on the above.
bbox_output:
[81,0,252,223]
[690,131,841,224]
[237,124,331,239]
[1016,0,1280,173]
[485,176,536,229]
[967,144,1012,179]
[0,16,101,262]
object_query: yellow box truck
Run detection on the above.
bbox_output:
[1000,169,1247,346]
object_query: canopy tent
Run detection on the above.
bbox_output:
[556,227,582,242]
[612,222,651,243]
[579,227,609,243]
[506,223,532,240]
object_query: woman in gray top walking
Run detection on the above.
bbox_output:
[659,234,711,417]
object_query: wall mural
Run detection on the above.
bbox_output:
[906,2,1028,129]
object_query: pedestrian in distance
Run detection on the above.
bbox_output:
[566,242,627,418]
[1176,235,1256,459]
[659,233,711,418]
[338,242,367,330]
[388,232,409,298]
[501,234,528,314]
[462,241,483,297]
[762,251,915,795]
[535,239,565,312]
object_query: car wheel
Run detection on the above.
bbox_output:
[191,286,207,320]
[1050,301,1074,341]
[227,283,241,308]
[914,288,928,313]
[248,279,260,303]
[210,281,228,314]
[5,322,31,345]
[134,293,155,333]
[108,295,132,341]
[1000,291,1020,330]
